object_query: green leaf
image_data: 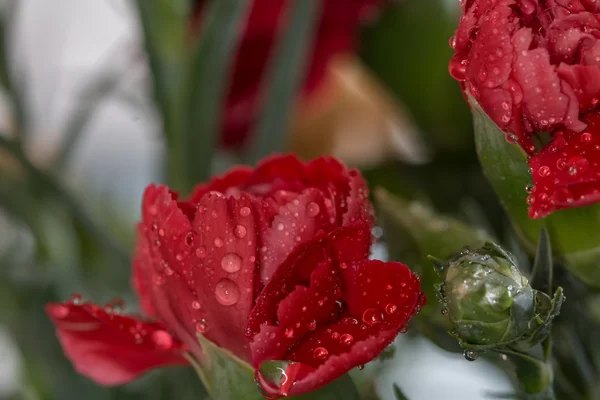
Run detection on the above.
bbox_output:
[501,349,555,398]
[361,1,472,152]
[134,0,188,139]
[246,0,320,165]
[393,384,410,400]
[375,187,490,314]
[191,334,260,400]
[179,0,251,192]
[530,228,553,295]
[471,96,600,287]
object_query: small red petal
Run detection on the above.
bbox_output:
[45,302,187,386]
[528,111,600,218]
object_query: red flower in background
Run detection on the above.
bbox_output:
[449,0,600,218]
[191,0,384,148]
[46,155,424,397]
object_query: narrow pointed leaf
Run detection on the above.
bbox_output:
[530,228,553,295]
[134,0,188,140]
[246,0,320,165]
[393,384,410,400]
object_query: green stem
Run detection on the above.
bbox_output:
[0,135,130,269]
[501,348,555,399]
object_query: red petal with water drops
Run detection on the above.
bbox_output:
[257,260,423,397]
[558,64,600,112]
[465,1,514,92]
[528,111,600,218]
[45,302,187,386]
[136,185,208,360]
[260,188,337,283]
[190,192,259,361]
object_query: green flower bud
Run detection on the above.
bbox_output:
[433,243,536,348]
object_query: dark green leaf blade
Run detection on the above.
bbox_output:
[245,0,321,165]
[134,0,188,140]
[393,383,410,400]
[181,0,251,191]
[530,227,553,295]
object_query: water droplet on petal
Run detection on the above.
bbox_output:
[538,166,551,177]
[284,328,294,338]
[215,279,240,306]
[313,347,329,360]
[306,202,320,217]
[152,330,173,350]
[385,303,397,315]
[196,320,208,333]
[240,206,251,217]
[185,231,197,247]
[277,223,285,231]
[307,320,317,330]
[195,246,207,259]
[214,237,224,248]
[340,333,354,346]
[234,225,247,239]
[256,361,307,398]
[362,308,384,325]
[221,253,243,273]
[582,132,593,143]
[464,350,479,361]
[357,365,365,371]
[70,293,83,305]
[525,183,534,193]
[192,301,201,310]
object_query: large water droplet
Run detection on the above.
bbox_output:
[215,279,240,306]
[240,206,251,217]
[234,225,247,239]
[152,330,173,350]
[340,333,354,346]
[362,308,384,326]
[313,347,329,361]
[306,202,320,217]
[464,349,479,361]
[256,361,308,398]
[221,253,243,273]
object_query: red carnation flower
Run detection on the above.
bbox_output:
[191,0,384,148]
[46,155,424,397]
[449,0,600,218]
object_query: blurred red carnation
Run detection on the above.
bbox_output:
[191,0,384,148]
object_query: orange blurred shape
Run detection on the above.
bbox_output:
[289,55,429,167]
